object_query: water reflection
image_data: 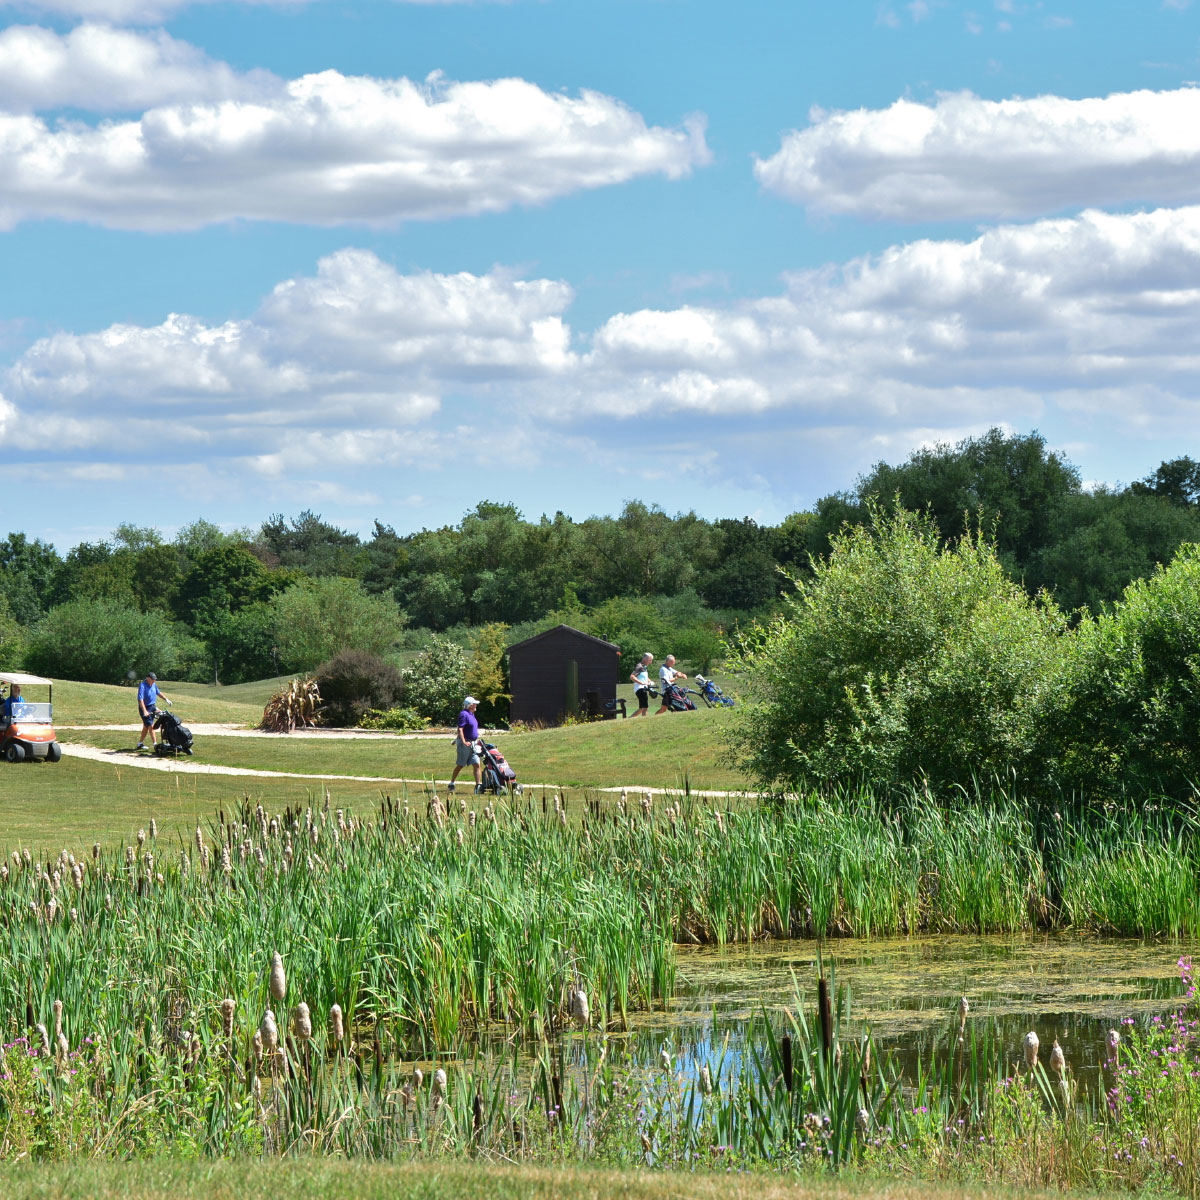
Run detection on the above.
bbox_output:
[585,934,1193,1093]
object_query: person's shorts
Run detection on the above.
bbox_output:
[635,687,650,710]
[456,739,481,767]
[140,706,157,726]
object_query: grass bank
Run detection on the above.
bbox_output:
[0,1161,1129,1200]
[62,707,746,792]
[48,678,265,727]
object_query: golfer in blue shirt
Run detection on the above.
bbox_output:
[137,672,171,751]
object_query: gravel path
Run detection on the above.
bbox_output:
[58,740,753,799]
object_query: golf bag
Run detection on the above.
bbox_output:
[479,741,520,794]
[152,709,194,756]
[695,675,735,708]
[661,682,697,713]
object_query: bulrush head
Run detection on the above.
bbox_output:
[137,829,146,848]
[56,1031,68,1062]
[259,1010,279,1053]
[269,952,287,1003]
[252,1030,263,1061]
[220,998,236,1039]
[329,1004,344,1046]
[432,1067,447,1103]
[958,997,969,1029]
[569,984,590,1029]
[413,1066,424,1091]
[1106,1029,1120,1059]
[1049,1038,1066,1078]
[52,998,63,1038]
[35,1023,50,1055]
[699,1064,713,1096]
[1023,1030,1040,1071]
[149,818,157,840]
[660,1045,672,1072]
[293,1003,312,1041]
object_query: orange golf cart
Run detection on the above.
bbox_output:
[0,672,62,762]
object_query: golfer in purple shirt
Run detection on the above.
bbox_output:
[448,696,482,793]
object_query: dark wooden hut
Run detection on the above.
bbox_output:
[507,625,620,726]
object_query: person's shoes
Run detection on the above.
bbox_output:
[447,782,456,793]
[136,742,145,750]
[473,784,484,794]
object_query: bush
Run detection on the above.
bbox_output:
[272,577,405,672]
[0,595,25,668]
[1056,543,1200,798]
[729,505,1070,794]
[314,649,405,727]
[25,598,179,683]
[358,706,429,732]
[403,636,468,726]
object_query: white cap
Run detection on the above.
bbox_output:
[463,696,479,707]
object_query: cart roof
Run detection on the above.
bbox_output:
[0,672,53,687]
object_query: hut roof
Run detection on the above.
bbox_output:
[507,624,619,654]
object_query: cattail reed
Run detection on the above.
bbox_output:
[699,1063,713,1096]
[1024,1030,1040,1071]
[432,1067,447,1105]
[220,998,235,1039]
[292,1002,312,1041]
[1049,1038,1065,1078]
[329,1003,344,1047]
[569,984,590,1028]
[269,952,286,1002]
[1106,1028,1120,1061]
[35,1023,50,1055]
[259,1010,278,1053]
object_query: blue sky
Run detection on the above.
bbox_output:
[2,0,1199,548]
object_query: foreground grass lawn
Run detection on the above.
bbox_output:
[63,706,748,792]
[0,1161,1128,1200]
[0,755,404,852]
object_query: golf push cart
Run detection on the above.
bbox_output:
[0,672,62,763]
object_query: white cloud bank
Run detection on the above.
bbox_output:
[5,205,1200,490]
[0,65,709,230]
[0,23,279,112]
[756,87,1200,221]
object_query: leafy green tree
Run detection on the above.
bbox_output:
[729,506,1071,793]
[271,577,405,671]
[112,523,163,554]
[1027,491,1200,613]
[857,428,1080,571]
[0,594,25,667]
[257,510,363,576]
[175,543,278,624]
[25,598,179,683]
[1055,544,1200,798]
[697,517,780,609]
[1130,456,1200,507]
[131,543,185,615]
[465,623,511,725]
[0,533,62,623]
[404,636,469,725]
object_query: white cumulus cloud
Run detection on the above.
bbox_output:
[755,87,1200,221]
[0,70,710,230]
[7,207,1200,497]
[0,0,465,21]
[0,23,279,112]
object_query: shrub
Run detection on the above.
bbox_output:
[1055,543,1200,798]
[358,706,429,732]
[403,636,468,726]
[314,649,405,727]
[272,577,405,672]
[25,598,179,683]
[728,504,1071,794]
[260,676,321,732]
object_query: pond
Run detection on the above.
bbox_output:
[561,934,1195,1094]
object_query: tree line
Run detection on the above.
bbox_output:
[1,429,1197,685]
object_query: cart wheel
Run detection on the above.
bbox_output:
[5,742,25,763]
[45,742,62,763]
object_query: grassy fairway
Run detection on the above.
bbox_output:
[49,677,265,726]
[63,706,747,791]
[0,754,403,852]
[0,1161,1124,1200]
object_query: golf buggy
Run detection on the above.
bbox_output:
[0,672,62,763]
